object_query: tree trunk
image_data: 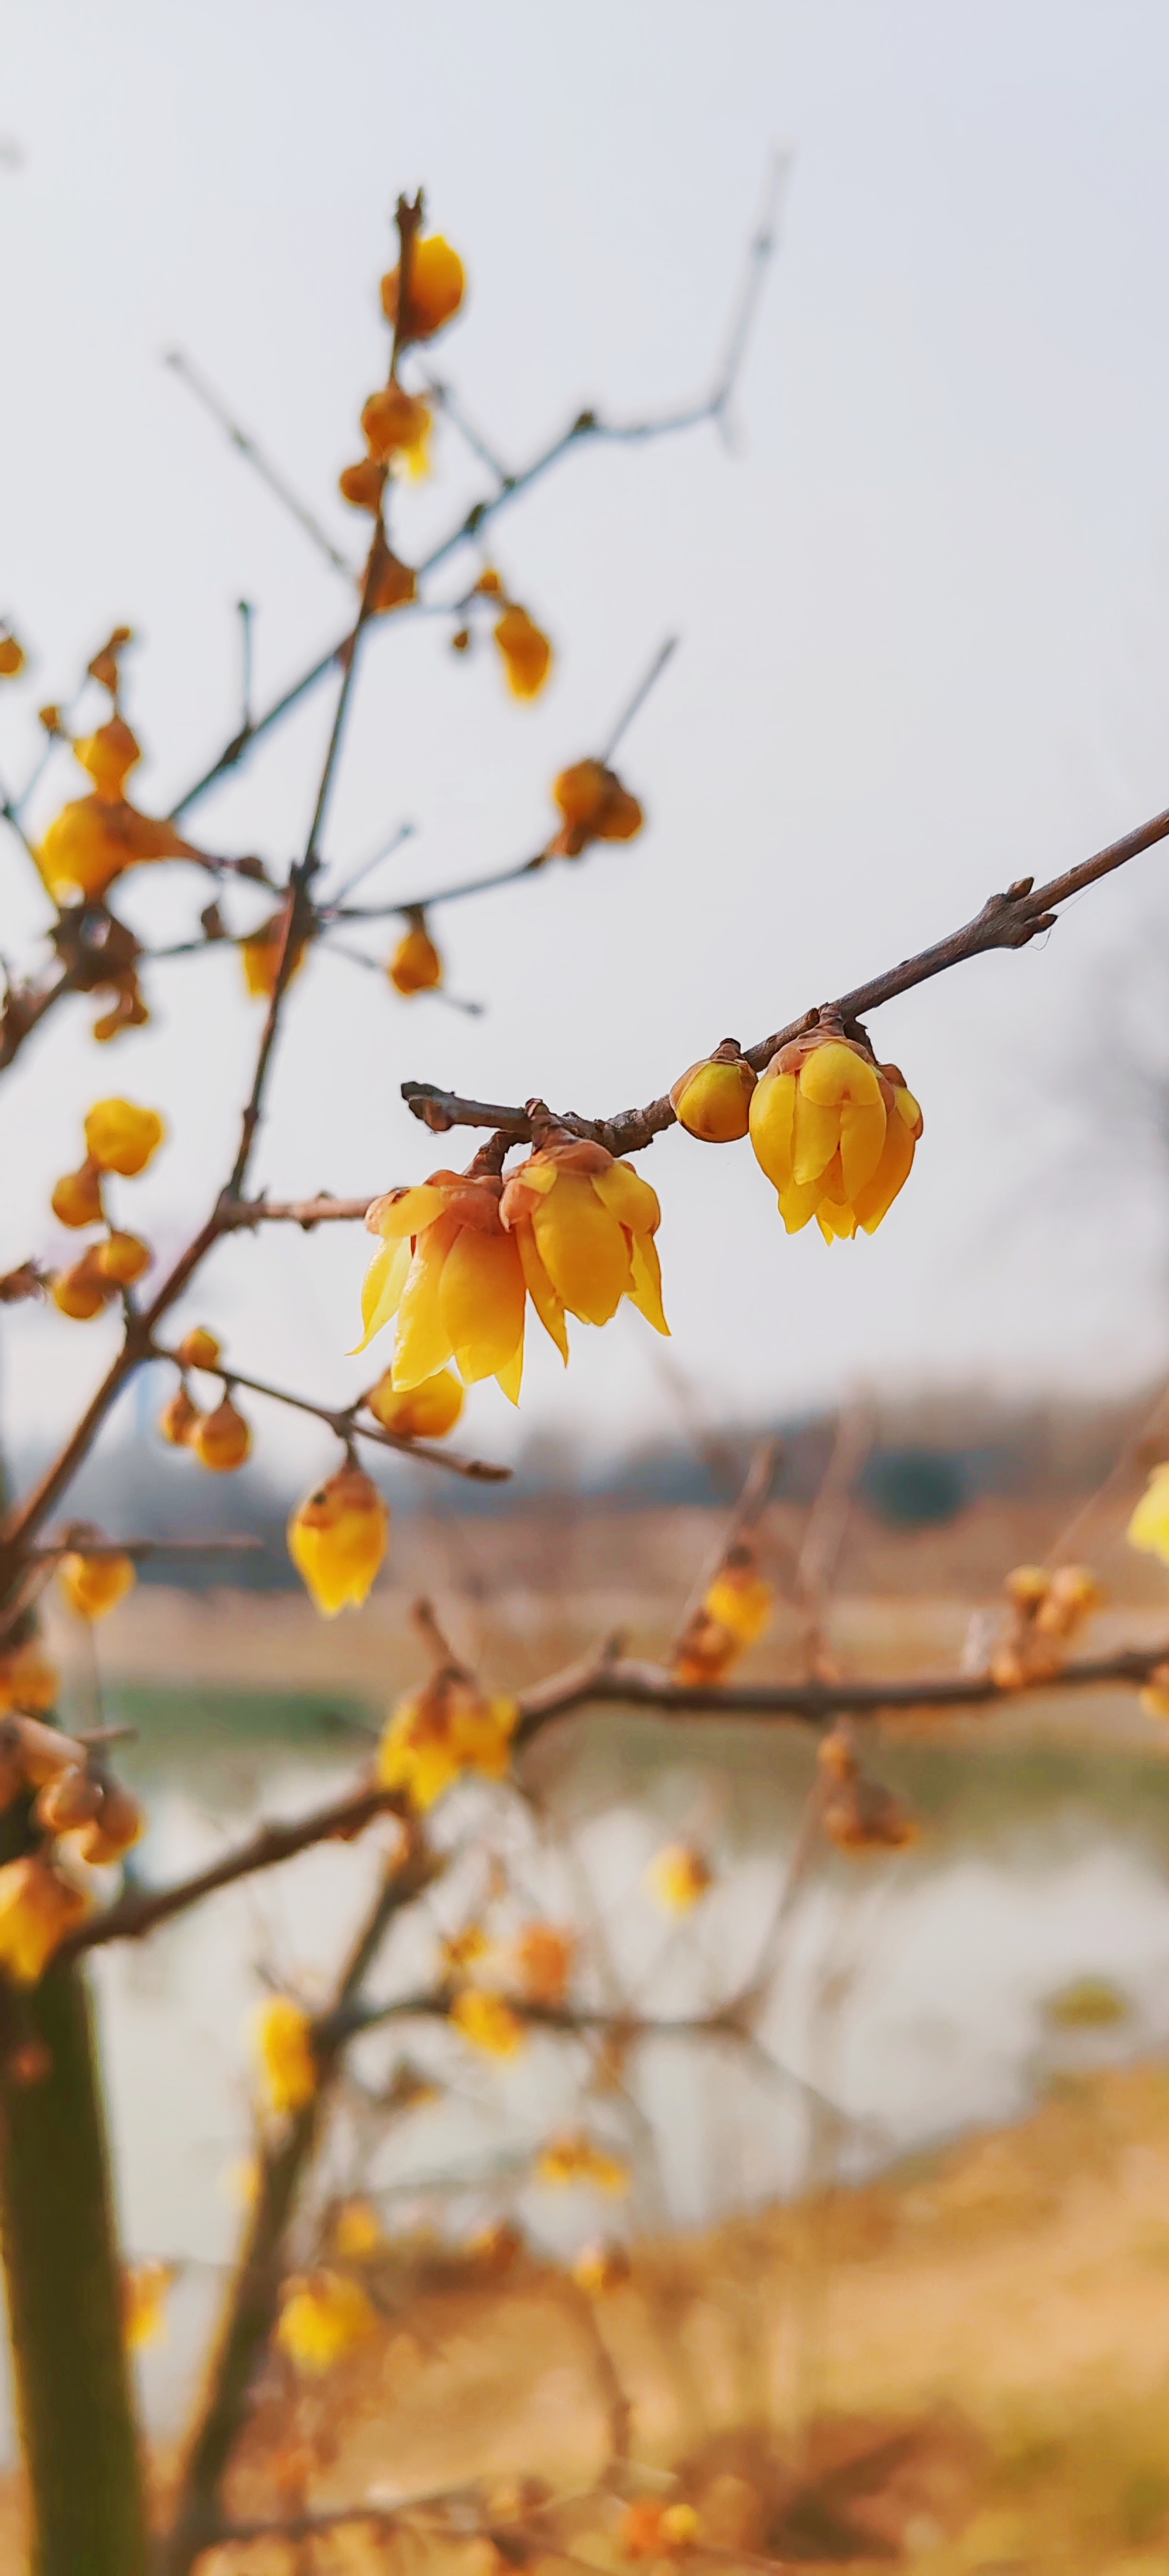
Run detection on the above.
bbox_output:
[0,1953,151,2576]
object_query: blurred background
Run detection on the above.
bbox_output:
[5,5,1169,2567]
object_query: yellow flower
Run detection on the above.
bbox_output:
[256,1997,318,2116]
[381,234,466,341]
[339,456,388,513]
[1129,1465,1169,1568]
[59,1549,136,1622]
[671,1609,740,1686]
[670,1042,757,1143]
[71,1781,145,1866]
[450,1988,524,2058]
[287,1464,388,1616]
[0,1643,59,1717]
[551,759,643,857]
[388,920,443,996]
[37,791,200,905]
[0,632,25,679]
[92,1231,152,1287]
[500,1131,668,1359]
[622,2501,700,2558]
[159,1387,200,1448]
[176,1326,221,1371]
[494,606,553,701]
[378,1674,517,1811]
[239,913,308,1001]
[366,1364,464,1441]
[51,1162,104,1229]
[0,1856,89,1984]
[360,383,432,472]
[704,1551,773,1645]
[83,1098,165,1178]
[333,2198,385,2261]
[35,1765,103,1835]
[512,1923,574,2008]
[749,1030,923,1240]
[124,2261,174,2350]
[73,715,140,797]
[191,1397,251,1472]
[536,2133,629,2195]
[359,1167,527,1403]
[49,1253,116,1321]
[646,1843,712,1914]
[275,2270,377,2375]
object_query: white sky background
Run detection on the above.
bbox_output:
[2,0,1169,1483]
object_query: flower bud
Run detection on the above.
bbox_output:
[287,1464,389,1616]
[176,1327,221,1372]
[73,716,140,799]
[92,1231,151,1287]
[360,382,431,463]
[671,1042,757,1143]
[750,1030,922,1241]
[0,633,25,679]
[35,1765,102,1834]
[0,1640,59,1720]
[380,235,466,341]
[50,1256,116,1321]
[338,456,388,512]
[59,1549,136,1621]
[275,2270,377,2375]
[75,1782,144,1863]
[192,1397,252,1473]
[159,1387,200,1448]
[493,605,553,701]
[551,759,642,856]
[51,1161,104,1229]
[366,1365,464,1440]
[388,921,443,996]
[83,1098,164,1178]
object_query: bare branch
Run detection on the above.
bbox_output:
[64,1782,407,1959]
[164,350,359,580]
[148,1346,510,1484]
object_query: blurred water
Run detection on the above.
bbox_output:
[13,1697,1169,2447]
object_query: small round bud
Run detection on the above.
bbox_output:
[670,1042,757,1143]
[192,1397,252,1473]
[176,1327,221,1372]
[51,1162,104,1229]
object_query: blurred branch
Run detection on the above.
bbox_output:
[65,1782,409,1958]
[403,803,1169,1151]
[163,350,359,580]
[148,1344,510,1484]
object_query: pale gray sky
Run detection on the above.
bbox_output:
[2,0,1169,1479]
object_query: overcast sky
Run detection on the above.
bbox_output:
[2,0,1169,1484]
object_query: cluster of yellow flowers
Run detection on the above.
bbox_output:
[990,1561,1105,1691]
[378,1666,517,1811]
[359,1131,668,1404]
[673,1025,927,1241]
[672,1543,774,1688]
[0,1708,145,1985]
[157,1328,253,1472]
[49,1097,163,1319]
[35,633,202,961]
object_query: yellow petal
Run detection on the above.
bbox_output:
[748,1067,796,1189]
[776,1175,824,1234]
[515,1219,569,1364]
[532,1175,631,1325]
[592,1159,661,1239]
[838,1095,887,1199]
[352,1235,412,1354]
[628,1233,670,1336]
[894,1084,923,1140]
[392,1221,457,1388]
[815,1199,858,1242]
[798,1039,883,1107]
[438,1227,526,1383]
[853,1107,916,1234]
[495,1332,524,1406]
[791,1081,840,1186]
[367,1183,449,1239]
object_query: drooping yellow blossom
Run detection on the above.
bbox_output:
[50,1254,116,1321]
[500,1131,668,1360]
[74,715,140,797]
[339,456,388,513]
[192,1396,251,1472]
[83,1098,164,1178]
[572,2241,632,2296]
[159,1386,201,1448]
[0,1643,60,1717]
[256,1996,318,2116]
[332,2198,385,2261]
[494,605,553,701]
[450,1988,524,2058]
[0,1856,89,1984]
[359,1167,527,1402]
[551,760,643,857]
[381,235,466,342]
[366,1364,464,1441]
[536,2133,629,2195]
[51,1162,104,1229]
[512,1923,574,2008]
[59,1549,136,1622]
[646,1843,713,1914]
[177,1326,221,1372]
[705,1550,773,1646]
[124,2261,175,2351]
[622,2500,700,2558]
[92,1231,152,1287]
[670,1042,757,1143]
[287,1463,388,1616]
[991,1560,1105,1689]
[239,913,308,1002]
[72,1781,145,1866]
[275,2270,377,2375]
[749,1029,923,1240]
[0,632,25,679]
[360,383,432,472]
[389,919,443,996]
[378,1671,518,1811]
[37,724,202,903]
[1129,1465,1169,1568]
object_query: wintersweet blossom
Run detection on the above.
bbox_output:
[287,1465,388,1616]
[749,1028,923,1239]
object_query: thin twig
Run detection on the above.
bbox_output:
[164,351,358,580]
